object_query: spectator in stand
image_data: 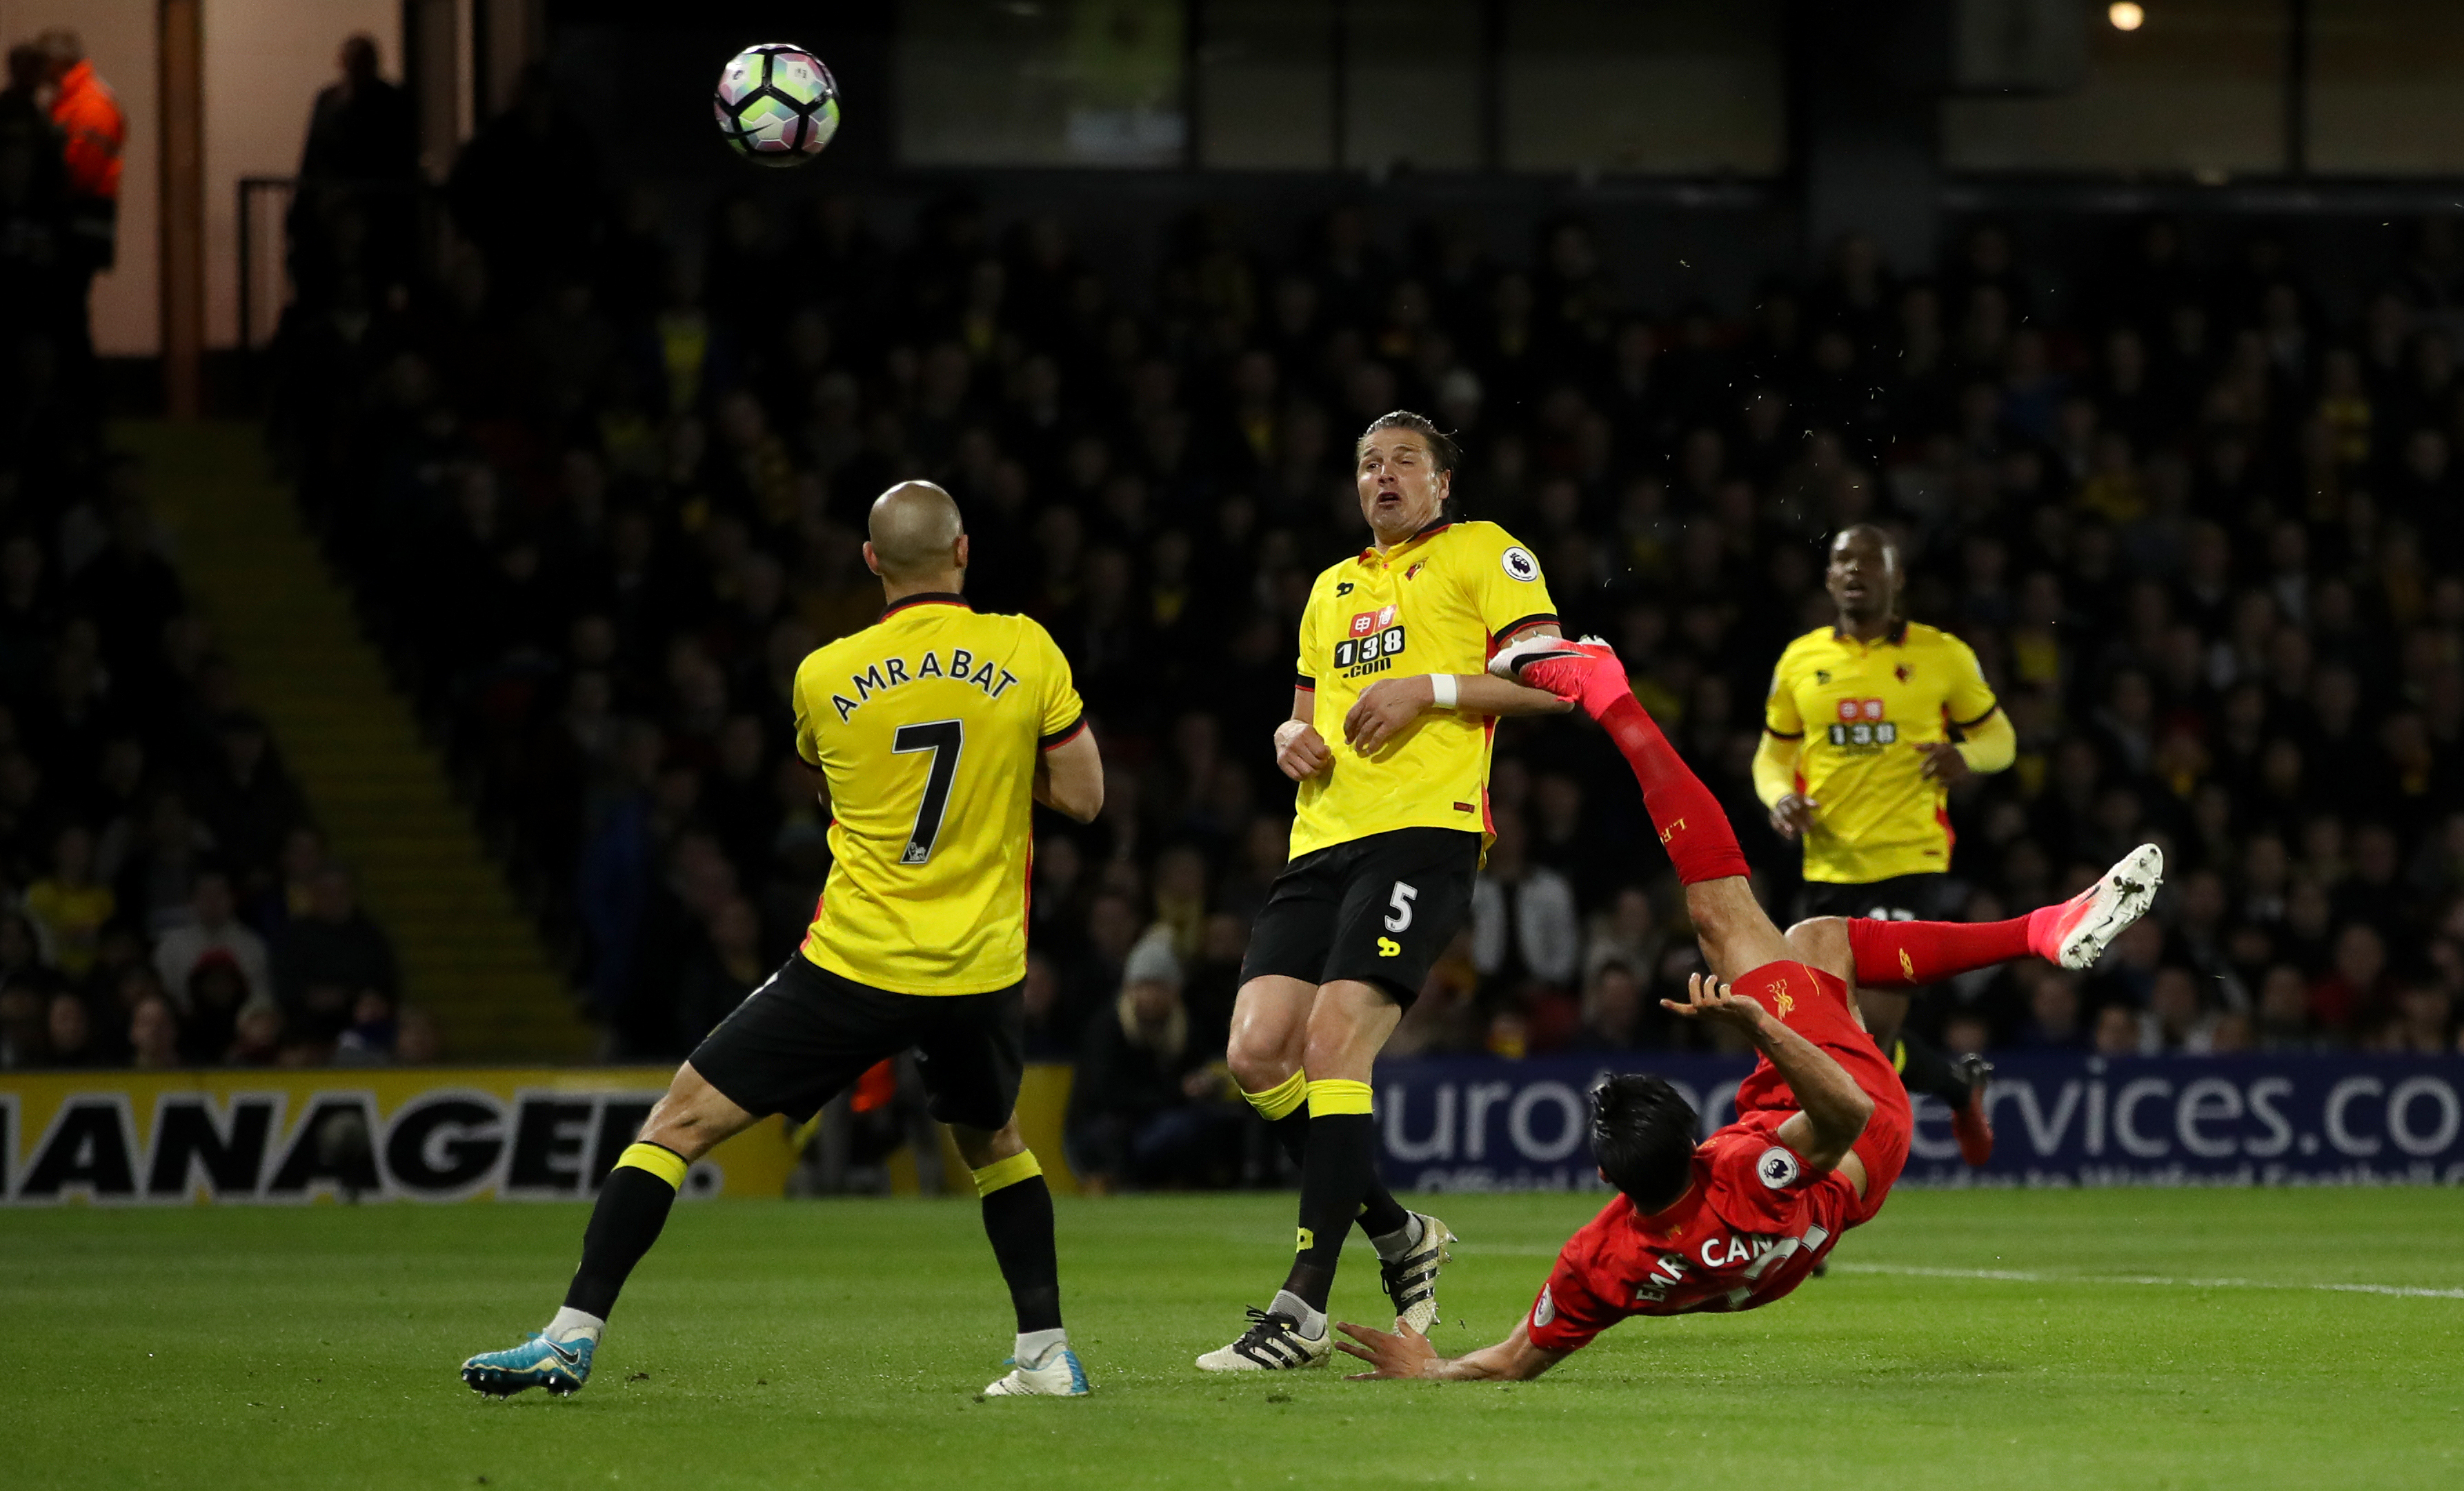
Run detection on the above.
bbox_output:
[275,865,397,1012]
[187,712,307,902]
[154,870,272,1012]
[43,990,94,1067]
[0,981,46,1065]
[227,994,284,1065]
[23,823,112,979]
[1469,811,1582,1050]
[37,28,121,383]
[128,992,181,1069]
[291,32,416,297]
[237,117,2464,1106]
[1571,960,1649,1051]
[332,990,398,1065]
[180,952,248,1064]
[1067,926,1240,1191]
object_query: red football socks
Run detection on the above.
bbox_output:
[1595,694,1751,886]
[1844,914,2035,988]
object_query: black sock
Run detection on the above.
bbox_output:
[980,1174,1063,1334]
[1894,1029,1975,1110]
[1268,1110,1411,1241]
[1280,1112,1375,1312]
[563,1160,679,1319]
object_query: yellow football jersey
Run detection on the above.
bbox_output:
[791,594,1084,994]
[1291,519,1558,859]
[1762,621,2000,883]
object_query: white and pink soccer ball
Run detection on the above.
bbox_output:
[713,43,840,168]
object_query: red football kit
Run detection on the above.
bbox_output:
[1524,960,1913,1354]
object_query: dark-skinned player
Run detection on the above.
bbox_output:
[1751,523,2017,1165]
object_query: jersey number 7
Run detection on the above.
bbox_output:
[893,719,965,865]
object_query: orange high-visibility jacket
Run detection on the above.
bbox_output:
[52,59,126,201]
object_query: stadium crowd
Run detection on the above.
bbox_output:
[0,30,421,1072]
[266,72,2464,1184]
[24,57,2464,1179]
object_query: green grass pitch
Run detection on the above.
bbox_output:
[6,1188,2461,1490]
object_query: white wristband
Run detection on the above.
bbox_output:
[1428,673,1460,709]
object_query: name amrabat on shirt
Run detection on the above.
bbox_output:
[828,647,1022,723]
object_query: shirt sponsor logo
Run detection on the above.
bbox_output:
[1756,1146,1801,1190]
[1333,624,1407,674]
[1826,697,1894,748]
[1501,546,1540,582]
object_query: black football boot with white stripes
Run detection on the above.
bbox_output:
[1378,1211,1455,1334]
[1194,1308,1332,1372]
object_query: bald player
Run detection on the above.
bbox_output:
[459,481,1109,1400]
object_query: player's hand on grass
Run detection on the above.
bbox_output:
[1333,1320,1441,1380]
[1660,972,1769,1037]
[1342,678,1429,755]
[1273,719,1333,781]
[1769,792,1817,840]
[1916,741,1970,784]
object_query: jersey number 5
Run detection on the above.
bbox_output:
[1384,880,1418,933]
[893,719,964,865]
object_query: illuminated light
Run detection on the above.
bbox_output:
[2109,2,2145,30]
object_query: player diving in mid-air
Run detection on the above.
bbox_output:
[460,481,1108,1399]
[1333,635,2162,1381]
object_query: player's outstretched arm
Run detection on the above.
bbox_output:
[1333,1317,1568,1382]
[1342,672,1573,752]
[1035,724,1104,822]
[1662,973,1873,1174]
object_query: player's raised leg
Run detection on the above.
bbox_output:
[956,1117,1088,1398]
[1497,634,2165,1037]
[459,1062,752,1398]
[1798,844,2165,983]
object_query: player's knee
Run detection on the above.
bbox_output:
[1784,916,1854,977]
[951,1117,1024,1170]
[1225,1030,1293,1093]
[1226,984,1306,1092]
[639,1064,748,1162]
[1298,982,1393,1081]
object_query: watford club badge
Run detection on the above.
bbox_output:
[1896,663,1913,683]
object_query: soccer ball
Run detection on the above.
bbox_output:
[713,43,840,168]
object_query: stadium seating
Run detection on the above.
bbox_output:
[256,112,2464,1124]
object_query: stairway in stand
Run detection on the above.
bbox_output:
[120,421,593,1061]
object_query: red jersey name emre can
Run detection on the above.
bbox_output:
[1525,964,1913,1352]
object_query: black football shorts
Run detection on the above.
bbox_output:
[1238,826,1482,1008]
[688,952,1024,1130]
[1796,872,1954,924]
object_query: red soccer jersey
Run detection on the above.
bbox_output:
[1523,1108,1863,1353]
